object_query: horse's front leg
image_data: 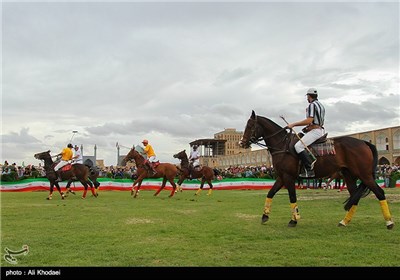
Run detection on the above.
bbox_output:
[133,181,144,198]
[175,177,184,193]
[261,177,283,224]
[131,177,143,197]
[285,176,299,227]
[54,182,65,200]
[47,183,55,200]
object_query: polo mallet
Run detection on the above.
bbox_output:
[280,115,317,167]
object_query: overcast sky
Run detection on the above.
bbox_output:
[1,1,399,167]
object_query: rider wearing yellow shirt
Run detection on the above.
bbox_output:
[54,143,74,182]
[142,139,158,174]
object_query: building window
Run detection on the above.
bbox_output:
[376,134,386,151]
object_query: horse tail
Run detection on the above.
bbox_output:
[343,141,376,211]
[343,182,370,211]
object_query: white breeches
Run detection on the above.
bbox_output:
[294,128,325,153]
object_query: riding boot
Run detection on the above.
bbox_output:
[149,162,157,175]
[298,150,316,178]
[188,166,192,180]
[55,170,63,182]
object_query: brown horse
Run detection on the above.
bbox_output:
[173,150,218,196]
[239,110,394,229]
[64,159,101,196]
[34,150,98,200]
[121,147,178,198]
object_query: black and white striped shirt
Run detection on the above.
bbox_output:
[306,99,325,127]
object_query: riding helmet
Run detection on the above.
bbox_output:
[67,143,73,148]
[193,145,198,149]
[306,88,318,98]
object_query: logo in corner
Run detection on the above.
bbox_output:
[4,245,29,264]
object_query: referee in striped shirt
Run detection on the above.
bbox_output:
[287,88,326,178]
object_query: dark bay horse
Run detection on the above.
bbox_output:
[173,150,217,196]
[34,151,98,200]
[121,147,178,198]
[65,159,101,196]
[239,110,394,229]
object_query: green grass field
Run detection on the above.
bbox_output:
[1,188,399,267]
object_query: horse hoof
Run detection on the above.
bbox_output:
[261,214,269,224]
[81,197,85,200]
[338,220,347,227]
[46,197,52,200]
[386,221,394,230]
[288,220,297,227]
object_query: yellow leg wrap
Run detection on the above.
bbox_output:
[341,205,357,225]
[195,188,202,195]
[207,189,212,196]
[290,203,301,220]
[379,200,392,221]
[263,197,273,215]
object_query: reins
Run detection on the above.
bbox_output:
[250,125,291,154]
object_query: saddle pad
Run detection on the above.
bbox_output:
[310,139,336,156]
[61,164,72,172]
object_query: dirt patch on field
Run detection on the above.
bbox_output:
[126,217,154,224]
[235,213,259,220]
[298,193,346,201]
[386,193,400,203]
[175,209,197,215]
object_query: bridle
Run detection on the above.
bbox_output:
[246,119,291,155]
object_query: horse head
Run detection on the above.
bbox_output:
[240,110,287,149]
[122,147,144,165]
[34,150,52,161]
[173,150,187,160]
[239,110,260,148]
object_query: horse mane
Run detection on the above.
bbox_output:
[256,115,284,131]
[128,148,145,164]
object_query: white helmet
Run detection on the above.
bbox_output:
[307,88,318,95]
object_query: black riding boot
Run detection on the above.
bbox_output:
[298,151,316,178]
[189,165,193,180]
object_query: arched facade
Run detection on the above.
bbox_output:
[197,126,400,169]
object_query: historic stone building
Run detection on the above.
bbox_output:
[192,126,400,169]
[343,126,400,166]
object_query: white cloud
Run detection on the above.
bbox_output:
[1,1,399,166]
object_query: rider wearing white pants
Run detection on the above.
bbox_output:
[288,88,326,178]
[188,145,200,178]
